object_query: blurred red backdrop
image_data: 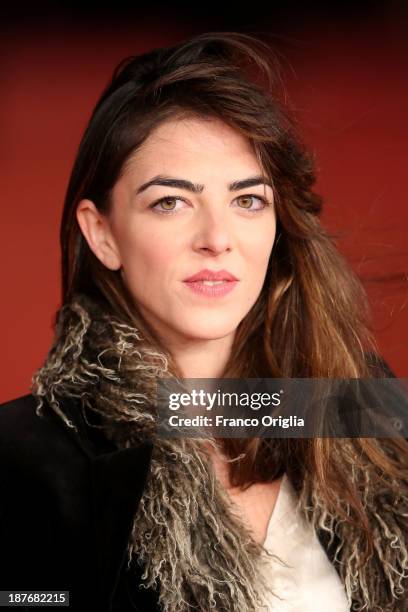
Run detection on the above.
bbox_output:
[1,9,407,402]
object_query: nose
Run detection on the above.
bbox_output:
[192,207,233,255]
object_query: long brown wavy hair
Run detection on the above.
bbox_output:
[59,31,408,568]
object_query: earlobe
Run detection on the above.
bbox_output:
[76,199,122,271]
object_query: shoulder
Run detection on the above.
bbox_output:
[0,393,90,478]
[0,392,59,440]
[0,392,43,429]
[0,394,94,514]
[0,392,154,488]
[0,392,68,438]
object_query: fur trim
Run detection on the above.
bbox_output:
[298,447,408,611]
[31,295,279,611]
[31,294,408,611]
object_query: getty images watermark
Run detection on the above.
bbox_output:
[155,377,408,438]
[166,387,302,430]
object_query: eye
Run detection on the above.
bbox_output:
[234,194,269,212]
[148,193,271,215]
[149,197,186,214]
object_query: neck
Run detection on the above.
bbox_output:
[167,333,235,379]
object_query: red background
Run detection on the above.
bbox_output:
[1,6,407,402]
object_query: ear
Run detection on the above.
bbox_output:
[76,199,122,271]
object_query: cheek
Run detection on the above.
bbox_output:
[246,222,276,266]
[120,227,179,281]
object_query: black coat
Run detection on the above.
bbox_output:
[0,371,405,611]
[0,394,161,611]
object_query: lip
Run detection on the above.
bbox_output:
[183,268,238,282]
[183,279,238,298]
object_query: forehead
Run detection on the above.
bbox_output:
[123,115,263,178]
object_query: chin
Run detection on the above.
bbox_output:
[176,321,238,342]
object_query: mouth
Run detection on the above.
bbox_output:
[183,268,239,283]
[192,280,229,286]
[183,279,238,298]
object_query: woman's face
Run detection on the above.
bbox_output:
[78,115,276,347]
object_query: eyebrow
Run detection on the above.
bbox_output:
[135,174,273,195]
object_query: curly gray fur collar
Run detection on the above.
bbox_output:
[31,294,408,611]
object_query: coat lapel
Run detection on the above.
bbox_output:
[90,442,154,608]
[53,397,154,610]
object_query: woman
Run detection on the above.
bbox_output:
[1,31,407,612]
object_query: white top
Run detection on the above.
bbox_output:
[258,473,350,611]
